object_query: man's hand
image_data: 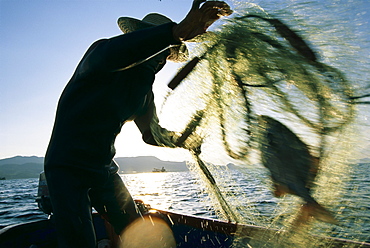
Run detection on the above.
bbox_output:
[173,0,232,41]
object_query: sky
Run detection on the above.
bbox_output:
[1,0,369,162]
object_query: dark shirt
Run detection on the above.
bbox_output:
[45,23,180,171]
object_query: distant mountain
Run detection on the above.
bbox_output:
[0,163,44,179]
[0,156,188,179]
[0,156,44,166]
[0,156,44,179]
[358,157,370,164]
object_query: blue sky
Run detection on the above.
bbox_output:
[1,0,369,162]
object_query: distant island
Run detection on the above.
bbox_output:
[1,155,368,180]
[0,156,188,179]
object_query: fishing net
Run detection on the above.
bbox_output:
[151,2,369,247]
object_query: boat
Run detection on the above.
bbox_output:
[1,173,369,247]
[0,177,5,180]
[1,203,369,248]
[152,166,166,172]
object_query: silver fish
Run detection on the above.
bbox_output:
[259,115,337,226]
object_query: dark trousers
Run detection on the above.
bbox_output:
[45,163,141,248]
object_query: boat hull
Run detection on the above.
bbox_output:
[1,210,369,248]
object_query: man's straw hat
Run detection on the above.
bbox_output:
[118,13,188,63]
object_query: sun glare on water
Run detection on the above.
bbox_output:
[122,172,177,210]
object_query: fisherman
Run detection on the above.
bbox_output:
[44,0,232,247]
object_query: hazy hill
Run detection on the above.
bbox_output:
[0,156,44,166]
[0,156,188,179]
[358,158,370,164]
[0,163,44,179]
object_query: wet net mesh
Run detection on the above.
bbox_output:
[150,3,369,247]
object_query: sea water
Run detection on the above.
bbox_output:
[0,172,214,229]
[0,165,369,243]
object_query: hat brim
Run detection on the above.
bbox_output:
[118,17,156,34]
[117,16,188,63]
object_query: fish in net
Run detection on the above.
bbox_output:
[149,4,369,247]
